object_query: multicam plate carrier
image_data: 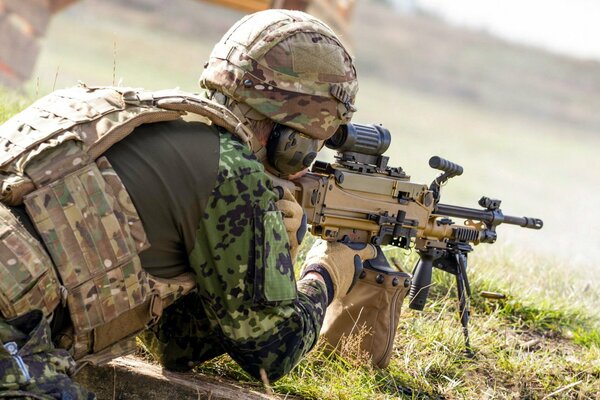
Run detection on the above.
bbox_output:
[0,85,252,364]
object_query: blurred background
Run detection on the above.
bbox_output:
[2,0,599,297]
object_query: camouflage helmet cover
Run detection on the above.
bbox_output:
[200,9,358,140]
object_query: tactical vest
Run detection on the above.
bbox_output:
[0,85,253,365]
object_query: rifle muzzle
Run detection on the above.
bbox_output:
[503,215,544,229]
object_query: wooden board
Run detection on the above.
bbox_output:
[272,0,310,10]
[75,356,280,400]
[1,0,50,35]
[201,0,272,13]
[48,0,78,13]
[0,13,40,84]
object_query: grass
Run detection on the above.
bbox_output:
[28,0,600,268]
[0,87,30,123]
[4,0,600,397]
[190,240,600,399]
[4,90,600,400]
[354,75,600,273]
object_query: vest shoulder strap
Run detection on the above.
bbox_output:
[0,85,253,205]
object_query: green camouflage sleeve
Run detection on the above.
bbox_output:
[189,132,328,381]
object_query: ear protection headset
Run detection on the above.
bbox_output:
[266,125,321,178]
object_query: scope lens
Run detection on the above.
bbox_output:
[326,125,348,149]
[325,123,390,156]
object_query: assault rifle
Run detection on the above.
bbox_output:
[272,123,543,352]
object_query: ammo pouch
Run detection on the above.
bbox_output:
[320,266,411,368]
[23,150,157,362]
[0,204,60,320]
[22,152,196,364]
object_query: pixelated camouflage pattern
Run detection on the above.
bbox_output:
[138,294,226,372]
[200,9,358,140]
[0,203,60,320]
[23,159,150,333]
[191,132,298,341]
[139,132,328,381]
[0,310,95,399]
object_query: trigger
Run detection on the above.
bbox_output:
[348,254,364,294]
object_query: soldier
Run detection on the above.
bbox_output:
[0,9,376,397]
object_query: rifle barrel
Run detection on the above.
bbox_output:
[436,204,543,230]
[503,215,544,229]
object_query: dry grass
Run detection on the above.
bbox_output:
[191,241,600,399]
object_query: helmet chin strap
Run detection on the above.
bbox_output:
[251,136,268,165]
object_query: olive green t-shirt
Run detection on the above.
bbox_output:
[104,119,220,278]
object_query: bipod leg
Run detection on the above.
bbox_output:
[454,252,473,357]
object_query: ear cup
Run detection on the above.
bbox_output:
[267,125,320,177]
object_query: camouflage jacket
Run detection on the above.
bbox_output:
[0,310,94,399]
[104,119,328,381]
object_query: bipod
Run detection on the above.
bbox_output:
[433,244,474,356]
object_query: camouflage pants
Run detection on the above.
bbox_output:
[139,276,327,382]
[0,310,95,400]
[138,293,225,372]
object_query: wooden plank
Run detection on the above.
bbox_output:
[201,0,271,13]
[272,0,311,11]
[2,0,50,35]
[48,0,78,13]
[0,15,39,81]
[307,0,355,44]
[74,356,280,400]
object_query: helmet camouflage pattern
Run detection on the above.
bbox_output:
[200,9,358,140]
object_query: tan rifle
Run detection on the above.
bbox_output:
[271,123,543,353]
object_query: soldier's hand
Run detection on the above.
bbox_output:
[301,240,377,303]
[275,187,306,261]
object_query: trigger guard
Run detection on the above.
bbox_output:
[348,254,363,294]
[297,213,307,244]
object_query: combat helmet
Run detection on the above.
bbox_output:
[200,9,358,141]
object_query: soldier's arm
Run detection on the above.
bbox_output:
[189,137,329,381]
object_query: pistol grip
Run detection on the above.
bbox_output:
[409,253,434,311]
